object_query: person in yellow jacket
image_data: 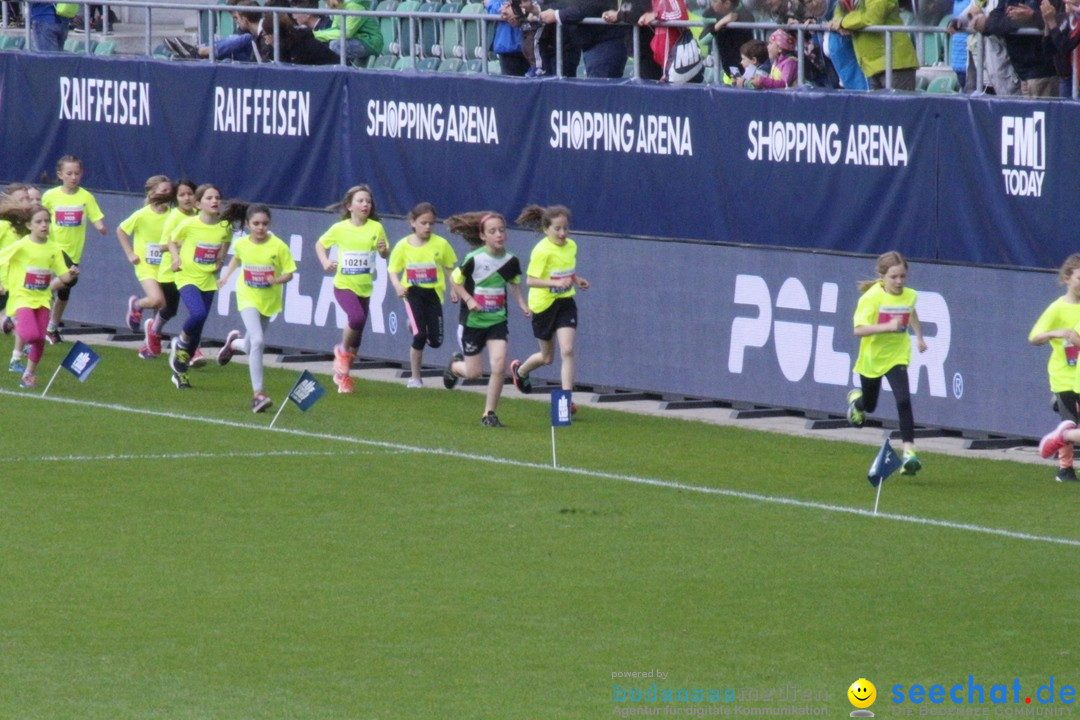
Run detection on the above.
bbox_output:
[830,0,919,89]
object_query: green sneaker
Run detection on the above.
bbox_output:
[901,451,922,476]
[846,389,864,428]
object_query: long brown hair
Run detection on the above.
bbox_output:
[857,251,907,294]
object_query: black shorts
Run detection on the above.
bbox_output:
[461,321,508,356]
[531,297,577,341]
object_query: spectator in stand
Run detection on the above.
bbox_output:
[165,0,266,61]
[603,0,665,80]
[700,0,755,76]
[489,0,531,75]
[796,0,839,86]
[266,12,341,63]
[540,0,628,77]
[1040,0,1080,96]
[750,28,799,85]
[830,0,919,89]
[636,0,701,82]
[292,0,332,31]
[950,0,1020,93]
[824,0,869,88]
[733,37,770,84]
[312,0,383,63]
[970,0,1057,96]
[28,1,71,52]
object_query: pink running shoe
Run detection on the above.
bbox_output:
[1039,420,1077,459]
[334,372,354,394]
[217,330,242,366]
[126,295,143,333]
[190,348,208,369]
[144,318,162,357]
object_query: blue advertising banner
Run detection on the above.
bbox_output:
[551,389,573,427]
[2,54,1078,267]
[61,341,101,382]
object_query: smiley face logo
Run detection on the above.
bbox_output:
[848,679,877,709]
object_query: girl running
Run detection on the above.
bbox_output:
[116,175,173,357]
[443,211,531,427]
[509,205,590,413]
[315,184,389,394]
[147,179,199,361]
[40,155,107,344]
[845,251,927,476]
[0,183,33,341]
[216,204,297,413]
[0,205,79,388]
[166,184,242,389]
[388,202,458,388]
[1029,253,1080,482]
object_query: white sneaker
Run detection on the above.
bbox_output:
[406,378,424,388]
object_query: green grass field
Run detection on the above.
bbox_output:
[1,340,1077,719]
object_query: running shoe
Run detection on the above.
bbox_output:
[217,329,242,366]
[443,353,463,390]
[45,326,62,345]
[126,295,143,332]
[8,358,26,374]
[1040,420,1077,459]
[481,411,504,427]
[846,389,864,428]
[406,378,424,388]
[510,359,532,394]
[190,348,207,368]
[1055,467,1078,483]
[171,371,191,389]
[334,373,354,394]
[19,373,36,389]
[137,345,155,360]
[169,340,191,374]
[900,451,922,476]
[1,316,12,334]
[333,344,354,376]
[252,392,272,413]
[144,318,162,357]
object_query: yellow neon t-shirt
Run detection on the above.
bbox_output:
[1029,297,1080,393]
[853,282,918,379]
[318,218,387,297]
[232,234,297,317]
[41,186,104,263]
[171,215,233,292]
[526,237,577,315]
[0,237,70,312]
[158,208,197,284]
[119,204,171,282]
[388,234,458,303]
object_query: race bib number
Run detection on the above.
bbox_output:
[475,287,506,313]
[243,264,274,289]
[878,306,911,332]
[53,207,84,227]
[549,267,575,293]
[193,242,220,265]
[341,250,374,276]
[1066,342,1078,367]
[145,243,162,266]
[406,263,437,285]
[24,267,52,291]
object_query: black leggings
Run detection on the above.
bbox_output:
[158,282,181,323]
[1055,391,1080,423]
[405,287,443,351]
[858,365,915,444]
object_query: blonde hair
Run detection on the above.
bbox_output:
[446,211,503,248]
[857,251,907,294]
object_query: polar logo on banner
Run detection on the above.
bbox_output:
[1000,111,1045,198]
[727,275,951,397]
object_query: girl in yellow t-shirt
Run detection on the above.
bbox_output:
[216,205,297,413]
[0,205,79,389]
[143,179,199,360]
[116,174,173,355]
[388,202,458,388]
[315,184,389,394]
[846,251,927,476]
[0,184,34,354]
[508,205,590,414]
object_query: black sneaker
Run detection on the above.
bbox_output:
[252,392,272,413]
[443,352,463,389]
[1,316,12,334]
[169,340,191,374]
[1055,467,1078,483]
[510,359,532,394]
[45,327,62,345]
[481,411,504,427]
[171,371,191,389]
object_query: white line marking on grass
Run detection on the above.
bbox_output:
[0,449,393,464]
[3,389,1078,548]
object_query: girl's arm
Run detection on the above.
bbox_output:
[315,241,337,273]
[445,264,459,303]
[217,256,241,289]
[910,307,928,353]
[216,242,231,272]
[274,271,295,286]
[853,317,904,337]
[453,279,480,313]
[575,274,589,290]
[116,227,139,265]
[1029,329,1080,346]
[389,272,407,298]
[526,275,574,290]
[94,219,108,235]
[167,239,182,272]
[376,236,389,259]
[52,265,80,289]
[510,282,531,316]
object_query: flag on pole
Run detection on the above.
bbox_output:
[551,389,573,427]
[288,370,325,411]
[867,438,903,487]
[61,341,101,382]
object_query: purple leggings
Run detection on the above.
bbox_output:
[333,289,370,350]
[179,285,216,350]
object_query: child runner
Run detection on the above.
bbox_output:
[1029,253,1080,482]
[0,184,34,340]
[216,204,297,413]
[388,202,458,388]
[147,179,201,362]
[509,205,590,413]
[845,251,927,476]
[166,184,242,389]
[443,211,531,427]
[40,155,107,344]
[315,184,389,394]
[0,205,79,388]
[116,175,173,356]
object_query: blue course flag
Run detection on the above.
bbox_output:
[867,438,904,487]
[61,341,101,382]
[288,370,325,412]
[551,389,573,427]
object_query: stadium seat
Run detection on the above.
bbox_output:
[463,57,483,72]
[393,54,416,69]
[0,35,25,50]
[437,57,464,71]
[94,40,116,55]
[64,38,86,53]
[417,55,440,70]
[395,0,421,55]
[438,2,463,58]
[377,0,399,54]
[925,73,959,93]
[460,2,487,59]
[417,1,441,56]
[370,52,398,69]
